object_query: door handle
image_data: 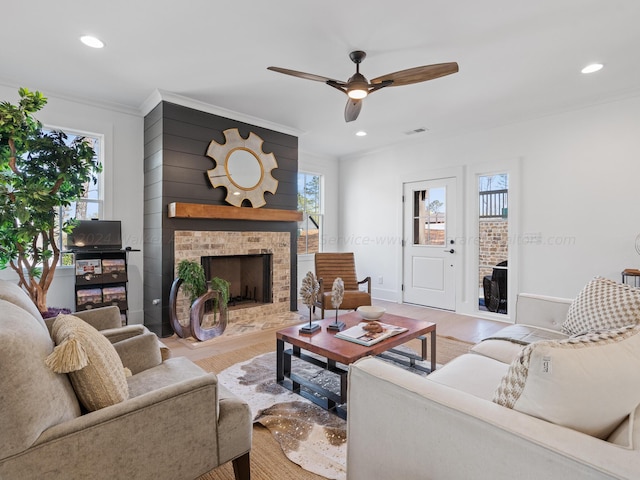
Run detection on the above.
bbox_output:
[444,249,455,254]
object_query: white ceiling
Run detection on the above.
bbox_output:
[2,0,639,158]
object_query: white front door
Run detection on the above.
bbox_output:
[402,178,457,310]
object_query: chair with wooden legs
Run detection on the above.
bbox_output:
[314,252,372,319]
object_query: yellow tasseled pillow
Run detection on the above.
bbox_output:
[46,314,130,411]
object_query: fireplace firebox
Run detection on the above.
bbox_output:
[202,254,272,309]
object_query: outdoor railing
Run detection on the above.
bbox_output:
[479,189,508,218]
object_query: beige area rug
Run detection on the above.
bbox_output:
[195,335,472,480]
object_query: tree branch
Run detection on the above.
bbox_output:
[7,138,20,174]
[49,176,65,196]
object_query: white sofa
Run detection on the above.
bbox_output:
[347,287,640,480]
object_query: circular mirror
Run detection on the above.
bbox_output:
[207,129,279,208]
[226,148,262,190]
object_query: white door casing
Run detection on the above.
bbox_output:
[403,177,457,310]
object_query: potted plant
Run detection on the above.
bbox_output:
[0,88,101,315]
[177,259,208,304]
[169,259,206,338]
[169,259,231,341]
[208,276,230,320]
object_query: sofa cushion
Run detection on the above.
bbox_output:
[471,325,568,364]
[427,354,510,401]
[0,279,46,329]
[561,276,640,336]
[46,314,130,411]
[471,339,527,364]
[493,324,640,439]
[127,357,210,399]
[0,300,81,460]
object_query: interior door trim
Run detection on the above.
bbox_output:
[397,166,465,309]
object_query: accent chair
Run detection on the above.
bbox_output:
[314,252,371,318]
[0,279,251,480]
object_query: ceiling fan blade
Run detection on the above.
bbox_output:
[267,66,342,84]
[345,99,362,122]
[371,62,459,87]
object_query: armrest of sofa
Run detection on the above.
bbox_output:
[101,324,171,361]
[100,324,146,342]
[347,357,640,480]
[113,332,163,374]
[39,373,218,440]
[46,308,172,361]
[515,293,572,331]
[4,374,222,480]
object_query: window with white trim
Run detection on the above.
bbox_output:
[46,128,103,265]
[297,172,322,255]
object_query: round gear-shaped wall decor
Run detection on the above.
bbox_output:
[206,128,279,208]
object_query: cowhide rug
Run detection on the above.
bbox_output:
[216,347,433,480]
[217,351,347,479]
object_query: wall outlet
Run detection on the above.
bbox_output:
[377,276,383,284]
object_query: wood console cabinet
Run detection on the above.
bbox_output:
[74,250,131,325]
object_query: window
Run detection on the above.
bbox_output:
[297,172,322,255]
[412,187,446,246]
[47,128,103,265]
[478,173,509,315]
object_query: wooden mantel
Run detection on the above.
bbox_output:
[168,202,303,222]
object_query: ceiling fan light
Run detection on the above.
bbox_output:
[347,88,368,99]
[346,72,369,99]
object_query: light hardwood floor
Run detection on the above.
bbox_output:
[161,299,507,362]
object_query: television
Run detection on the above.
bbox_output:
[66,220,122,251]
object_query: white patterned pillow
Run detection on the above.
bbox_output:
[561,276,640,336]
[493,325,640,439]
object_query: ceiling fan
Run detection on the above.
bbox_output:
[268,50,458,122]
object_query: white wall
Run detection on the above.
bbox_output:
[297,149,340,295]
[339,95,640,314]
[0,85,145,323]
[4,82,638,322]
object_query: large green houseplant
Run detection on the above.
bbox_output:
[0,88,101,313]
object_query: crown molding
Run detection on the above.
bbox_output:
[140,89,304,137]
[0,79,142,117]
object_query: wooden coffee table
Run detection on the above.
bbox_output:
[276,311,436,418]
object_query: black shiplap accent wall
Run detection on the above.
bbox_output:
[143,101,298,337]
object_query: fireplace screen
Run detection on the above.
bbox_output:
[202,253,273,307]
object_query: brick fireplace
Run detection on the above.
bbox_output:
[143,100,299,337]
[173,231,291,328]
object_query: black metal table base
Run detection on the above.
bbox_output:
[376,334,436,374]
[276,332,436,419]
[276,340,348,418]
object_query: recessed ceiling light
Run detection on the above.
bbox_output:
[355,131,367,137]
[581,63,603,74]
[80,35,104,49]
